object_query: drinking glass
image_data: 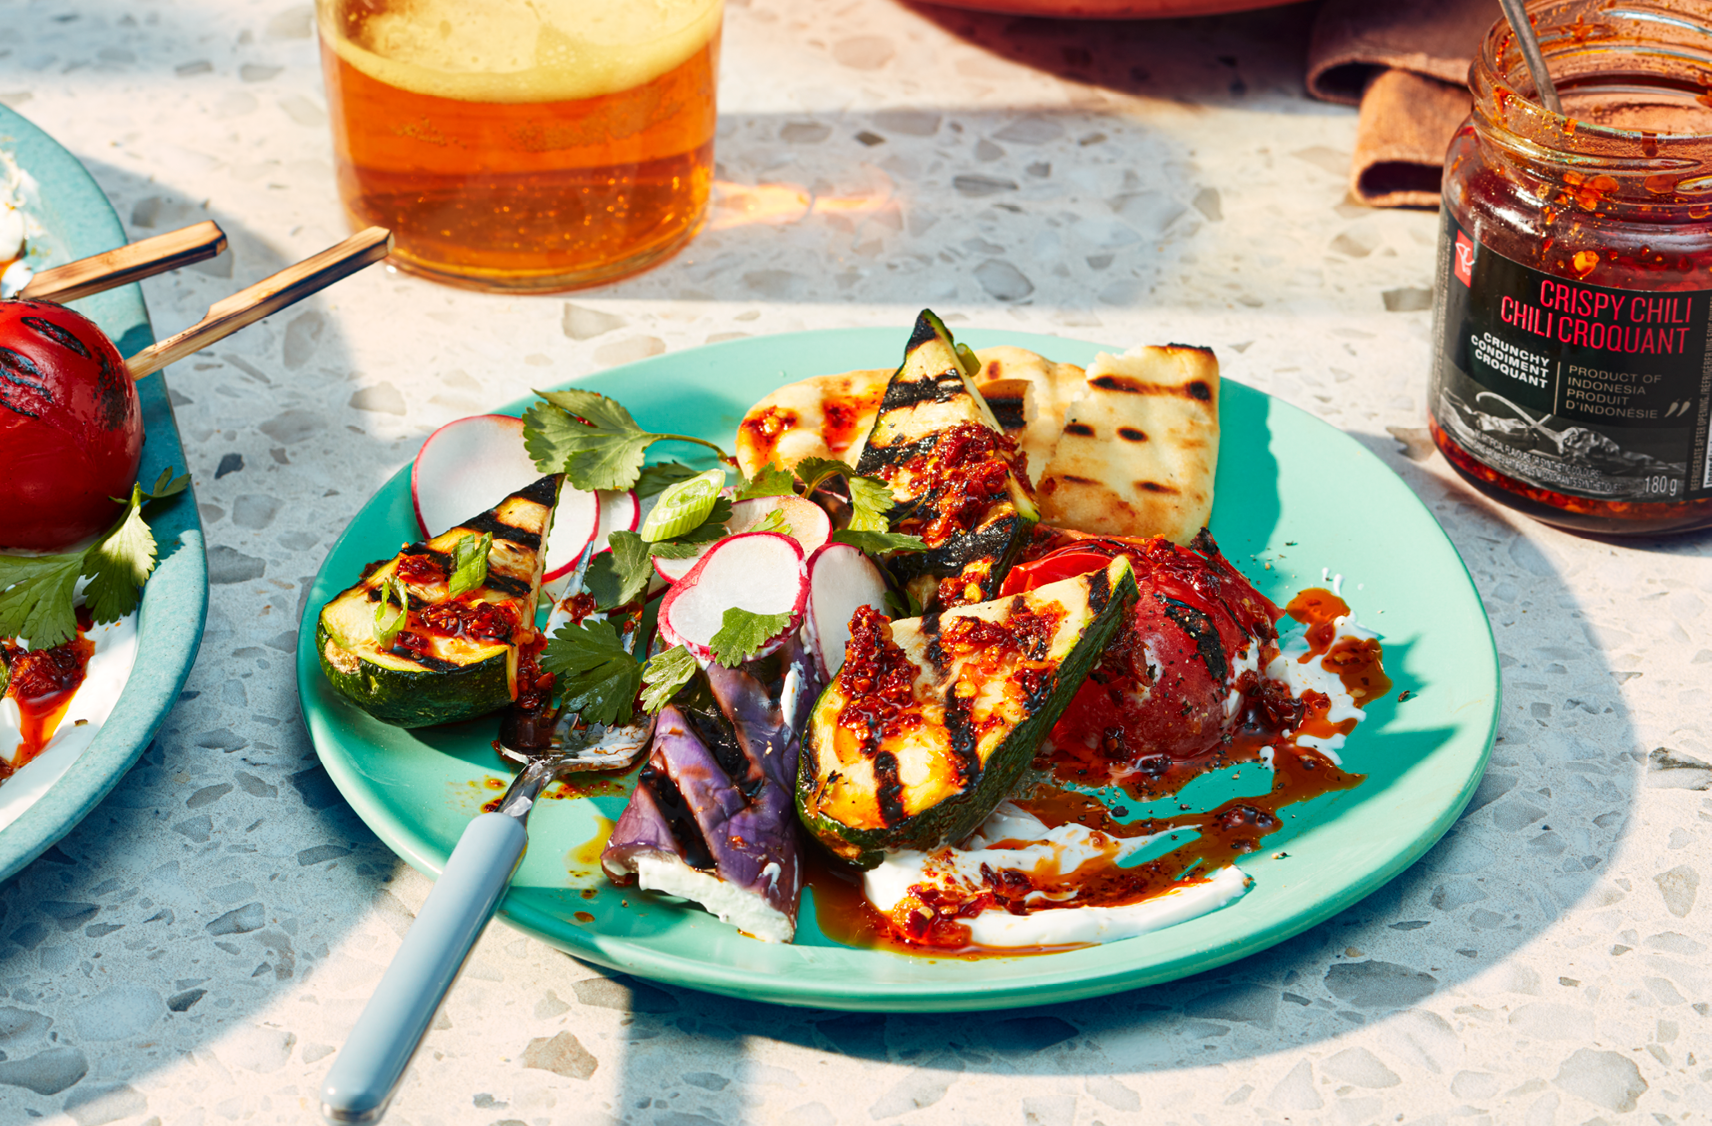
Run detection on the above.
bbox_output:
[316,0,722,291]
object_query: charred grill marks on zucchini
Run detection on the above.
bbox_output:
[316,475,559,728]
[854,310,1040,613]
[797,558,1140,866]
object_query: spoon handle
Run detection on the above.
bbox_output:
[318,812,527,1124]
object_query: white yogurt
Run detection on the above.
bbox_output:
[0,148,40,297]
[0,612,140,832]
[864,804,1252,949]
[1266,609,1377,763]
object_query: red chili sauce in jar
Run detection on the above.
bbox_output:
[1429,0,1712,534]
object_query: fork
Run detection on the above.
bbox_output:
[319,582,653,1124]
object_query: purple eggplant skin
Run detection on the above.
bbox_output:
[601,637,822,941]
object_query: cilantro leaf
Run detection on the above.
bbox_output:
[589,532,656,610]
[537,388,645,432]
[541,618,642,727]
[374,576,409,647]
[523,397,655,492]
[0,552,83,646]
[792,457,851,497]
[708,607,793,667]
[81,484,157,625]
[646,540,704,560]
[750,508,793,537]
[0,465,190,647]
[447,531,493,598]
[636,461,704,499]
[640,644,698,713]
[736,463,798,499]
[844,473,897,533]
[830,529,926,556]
[523,389,734,493]
[145,467,191,500]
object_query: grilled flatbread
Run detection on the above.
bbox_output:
[969,345,1085,487]
[1035,344,1218,544]
[735,368,889,477]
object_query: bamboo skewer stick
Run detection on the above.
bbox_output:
[126,226,393,380]
[17,221,229,303]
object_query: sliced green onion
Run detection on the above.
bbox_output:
[640,469,725,541]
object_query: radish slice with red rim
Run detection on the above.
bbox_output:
[653,494,832,583]
[411,413,598,582]
[592,489,640,552]
[803,542,890,681]
[658,532,807,663]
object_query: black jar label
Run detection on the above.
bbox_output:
[1430,214,1712,503]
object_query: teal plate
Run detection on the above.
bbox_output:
[0,105,208,882]
[296,328,1499,1011]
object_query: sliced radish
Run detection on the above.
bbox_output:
[658,533,807,663]
[411,413,598,581]
[802,542,890,681]
[592,489,640,552]
[654,494,833,583]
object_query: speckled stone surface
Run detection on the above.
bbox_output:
[2,0,1709,1123]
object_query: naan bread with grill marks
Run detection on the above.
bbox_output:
[1035,344,1218,545]
[735,368,890,477]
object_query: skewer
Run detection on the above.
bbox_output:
[1497,0,1563,115]
[16,220,229,303]
[126,226,393,380]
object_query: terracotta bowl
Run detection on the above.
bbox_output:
[921,0,1297,16]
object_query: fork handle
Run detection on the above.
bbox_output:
[319,813,527,1124]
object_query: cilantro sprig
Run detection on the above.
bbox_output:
[788,457,897,533]
[830,529,926,556]
[640,645,697,713]
[539,618,644,728]
[0,468,189,647]
[524,389,733,493]
[709,608,794,667]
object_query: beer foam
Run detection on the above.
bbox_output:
[321,0,722,103]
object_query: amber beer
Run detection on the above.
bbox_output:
[316,0,721,291]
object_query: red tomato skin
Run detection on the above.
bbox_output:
[1016,534,1284,761]
[0,300,142,551]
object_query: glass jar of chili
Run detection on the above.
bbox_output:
[1429,0,1712,535]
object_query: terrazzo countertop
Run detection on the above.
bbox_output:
[2,0,1709,1123]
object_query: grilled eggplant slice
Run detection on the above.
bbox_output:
[797,557,1138,868]
[855,310,1040,613]
[316,476,559,728]
[602,638,820,942]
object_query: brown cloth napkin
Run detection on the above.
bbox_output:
[1306,0,1500,208]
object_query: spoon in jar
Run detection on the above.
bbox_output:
[1497,0,1563,115]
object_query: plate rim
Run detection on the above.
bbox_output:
[0,104,209,882]
[296,326,1499,1011]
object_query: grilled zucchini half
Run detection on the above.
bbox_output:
[316,475,560,728]
[855,309,1041,613]
[797,556,1138,867]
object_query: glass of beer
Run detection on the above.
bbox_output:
[316,0,722,292]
